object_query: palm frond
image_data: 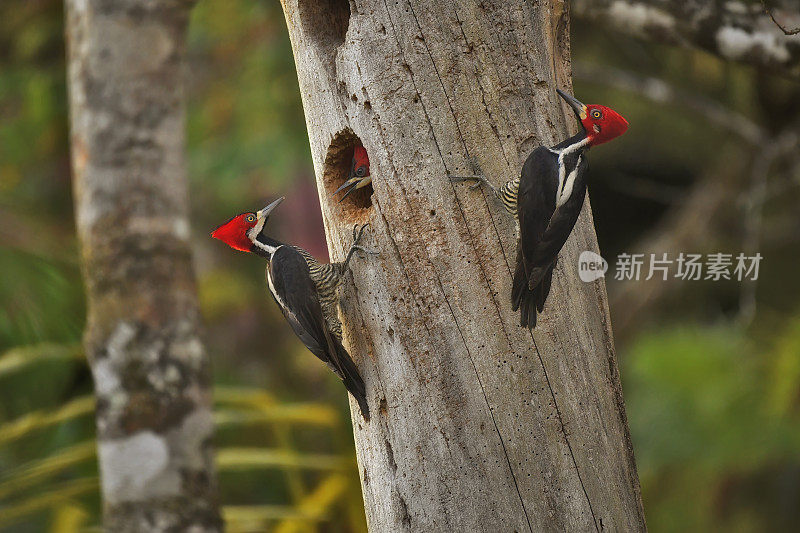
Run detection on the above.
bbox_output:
[213,404,338,428]
[214,387,339,426]
[0,477,98,530]
[274,474,349,533]
[0,343,82,378]
[0,440,96,500]
[217,448,347,472]
[0,396,94,446]
[49,503,89,533]
[224,504,326,532]
[0,363,358,531]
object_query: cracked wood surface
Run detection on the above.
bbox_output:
[280,0,646,530]
[65,0,221,530]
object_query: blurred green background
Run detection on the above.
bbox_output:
[1,0,799,531]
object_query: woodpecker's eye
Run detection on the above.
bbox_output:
[591,109,602,120]
[245,214,256,223]
[356,166,366,177]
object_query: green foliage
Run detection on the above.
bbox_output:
[0,250,84,351]
[1,0,799,531]
[624,325,800,532]
[187,0,312,212]
[767,317,800,418]
[0,344,99,533]
[0,478,98,531]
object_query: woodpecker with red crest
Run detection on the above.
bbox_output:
[451,89,628,328]
[211,197,373,418]
[334,146,370,202]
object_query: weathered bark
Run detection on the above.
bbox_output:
[280,0,645,530]
[573,0,800,78]
[65,1,221,531]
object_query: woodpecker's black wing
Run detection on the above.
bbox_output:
[512,147,558,328]
[267,246,369,418]
[525,158,587,286]
[512,146,588,328]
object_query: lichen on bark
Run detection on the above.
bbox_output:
[65,0,221,530]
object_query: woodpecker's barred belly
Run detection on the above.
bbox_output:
[293,247,346,339]
[497,178,520,217]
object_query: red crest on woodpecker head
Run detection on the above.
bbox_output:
[557,90,628,147]
[582,104,628,146]
[352,146,370,175]
[211,213,257,253]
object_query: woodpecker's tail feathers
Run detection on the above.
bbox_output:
[353,390,370,421]
[332,338,370,420]
[528,263,552,291]
[537,266,554,312]
[512,251,555,329]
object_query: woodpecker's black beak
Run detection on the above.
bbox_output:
[255,197,284,236]
[557,89,587,122]
[258,197,284,220]
[333,159,363,202]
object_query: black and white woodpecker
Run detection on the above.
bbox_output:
[211,197,373,418]
[451,89,629,328]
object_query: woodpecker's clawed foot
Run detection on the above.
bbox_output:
[449,174,491,190]
[352,245,379,257]
[469,178,488,191]
[349,224,379,258]
[352,223,368,245]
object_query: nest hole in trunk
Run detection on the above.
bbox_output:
[298,0,350,62]
[324,128,373,222]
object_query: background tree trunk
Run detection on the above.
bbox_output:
[65,0,221,530]
[280,0,646,530]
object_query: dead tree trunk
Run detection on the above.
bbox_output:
[65,1,221,530]
[280,0,645,530]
